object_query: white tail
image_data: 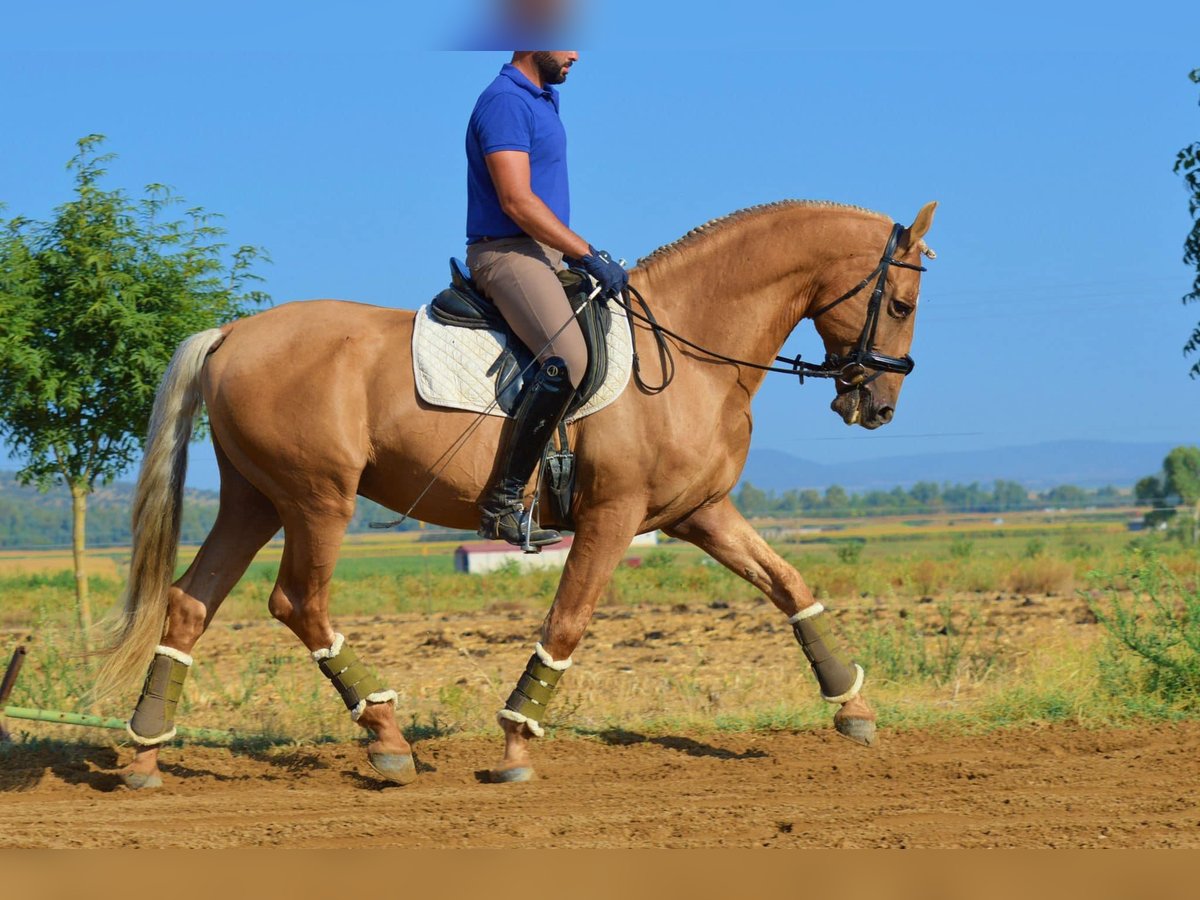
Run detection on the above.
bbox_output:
[93,328,226,700]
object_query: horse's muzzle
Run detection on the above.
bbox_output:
[831,388,893,430]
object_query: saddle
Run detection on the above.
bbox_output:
[427,258,615,526]
[429,259,612,417]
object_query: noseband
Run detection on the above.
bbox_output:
[615,222,926,392]
[806,222,924,386]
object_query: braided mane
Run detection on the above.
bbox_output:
[636,199,893,269]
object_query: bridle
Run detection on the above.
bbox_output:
[615,222,926,392]
[806,221,924,387]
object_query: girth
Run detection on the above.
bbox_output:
[429,259,611,417]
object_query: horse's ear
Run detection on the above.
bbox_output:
[899,201,938,258]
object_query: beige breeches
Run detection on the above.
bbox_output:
[466,236,587,389]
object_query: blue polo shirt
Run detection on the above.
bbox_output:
[466,64,570,242]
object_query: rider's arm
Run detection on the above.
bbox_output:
[485,150,592,259]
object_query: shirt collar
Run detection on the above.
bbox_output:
[499,63,558,103]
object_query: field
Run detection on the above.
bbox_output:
[2,508,1199,848]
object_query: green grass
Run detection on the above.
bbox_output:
[2,515,1199,743]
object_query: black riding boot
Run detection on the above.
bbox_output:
[479,357,575,548]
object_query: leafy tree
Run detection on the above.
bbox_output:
[993,479,1028,511]
[824,485,849,514]
[1043,484,1088,506]
[910,480,941,509]
[735,481,770,517]
[1179,68,1200,378]
[1135,446,1200,540]
[1164,446,1200,543]
[0,135,268,642]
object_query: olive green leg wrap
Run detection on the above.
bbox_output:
[127,645,192,745]
[498,643,572,738]
[789,604,865,703]
[312,634,398,721]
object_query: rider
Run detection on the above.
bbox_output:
[466,50,628,547]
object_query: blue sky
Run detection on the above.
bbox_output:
[3,3,1199,490]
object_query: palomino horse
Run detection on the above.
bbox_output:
[100,199,937,787]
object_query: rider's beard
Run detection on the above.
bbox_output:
[533,52,569,85]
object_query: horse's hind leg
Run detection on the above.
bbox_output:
[267,499,416,786]
[665,497,877,746]
[123,445,282,788]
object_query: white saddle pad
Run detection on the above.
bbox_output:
[411,300,633,422]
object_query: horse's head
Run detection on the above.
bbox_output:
[809,201,937,430]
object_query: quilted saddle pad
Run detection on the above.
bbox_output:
[411,301,633,422]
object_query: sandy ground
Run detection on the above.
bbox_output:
[2,723,1199,848]
[3,593,1198,848]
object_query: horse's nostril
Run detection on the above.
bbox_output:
[877,405,894,423]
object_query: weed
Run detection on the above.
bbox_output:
[1087,554,1200,711]
[1007,557,1074,595]
[847,601,998,686]
[835,541,865,565]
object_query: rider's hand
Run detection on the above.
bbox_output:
[569,246,629,296]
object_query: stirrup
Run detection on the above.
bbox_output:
[479,500,562,550]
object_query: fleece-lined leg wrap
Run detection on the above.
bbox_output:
[789,604,865,703]
[312,634,398,721]
[127,645,192,745]
[497,643,572,738]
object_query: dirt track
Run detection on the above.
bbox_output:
[2,724,1199,848]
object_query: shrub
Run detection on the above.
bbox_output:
[909,558,945,597]
[835,540,865,565]
[1007,557,1074,595]
[1087,554,1200,710]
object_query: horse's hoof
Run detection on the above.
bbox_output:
[488,765,536,784]
[122,770,163,790]
[367,752,418,785]
[834,716,876,747]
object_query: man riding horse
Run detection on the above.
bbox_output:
[465,50,628,548]
[101,50,937,786]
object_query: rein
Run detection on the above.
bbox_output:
[614,222,925,392]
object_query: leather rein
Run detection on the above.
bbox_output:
[613,222,925,393]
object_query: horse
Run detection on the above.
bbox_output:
[99,198,937,788]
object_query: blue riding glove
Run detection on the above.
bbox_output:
[569,246,629,297]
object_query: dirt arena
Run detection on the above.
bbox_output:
[1,721,1197,848]
[3,594,1199,848]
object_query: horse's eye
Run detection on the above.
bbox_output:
[888,298,915,320]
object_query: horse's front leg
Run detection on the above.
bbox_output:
[489,505,643,783]
[665,497,876,746]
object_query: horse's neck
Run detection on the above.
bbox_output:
[632,208,875,386]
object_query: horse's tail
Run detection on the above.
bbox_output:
[92,328,226,701]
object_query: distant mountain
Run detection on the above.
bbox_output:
[741,440,1184,492]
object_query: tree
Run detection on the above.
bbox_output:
[1043,484,1088,507]
[1135,446,1200,541]
[1164,446,1200,544]
[1178,68,1200,378]
[0,135,268,642]
[824,485,849,514]
[993,479,1028,511]
[734,481,770,517]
